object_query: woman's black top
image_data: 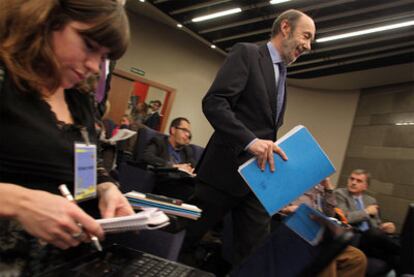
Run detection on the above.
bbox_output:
[0,65,118,274]
[0,65,113,195]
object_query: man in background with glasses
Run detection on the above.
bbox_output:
[143,117,196,201]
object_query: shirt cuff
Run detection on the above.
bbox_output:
[244,138,258,151]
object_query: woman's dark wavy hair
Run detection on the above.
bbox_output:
[0,0,129,94]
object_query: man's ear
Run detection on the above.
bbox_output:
[280,19,291,38]
[169,127,175,136]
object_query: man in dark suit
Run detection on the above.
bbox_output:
[182,9,316,265]
[144,100,162,130]
[142,117,196,200]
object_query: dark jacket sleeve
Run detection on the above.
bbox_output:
[202,43,257,152]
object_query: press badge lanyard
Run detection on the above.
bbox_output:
[74,126,97,202]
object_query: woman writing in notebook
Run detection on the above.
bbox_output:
[0,0,134,273]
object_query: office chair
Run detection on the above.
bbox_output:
[132,126,166,162]
[189,144,205,166]
[229,214,354,277]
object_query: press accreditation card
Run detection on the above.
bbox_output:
[74,143,97,201]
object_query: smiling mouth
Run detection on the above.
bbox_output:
[295,47,302,57]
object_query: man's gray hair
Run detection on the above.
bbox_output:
[351,169,371,186]
[271,9,307,37]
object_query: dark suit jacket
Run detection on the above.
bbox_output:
[142,136,195,168]
[334,188,381,229]
[197,43,286,197]
[144,111,161,130]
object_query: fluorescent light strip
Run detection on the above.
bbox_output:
[396,122,414,126]
[270,0,291,4]
[192,8,242,23]
[317,20,414,43]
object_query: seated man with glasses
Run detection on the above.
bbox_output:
[143,117,196,201]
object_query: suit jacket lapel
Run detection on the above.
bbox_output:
[258,44,277,125]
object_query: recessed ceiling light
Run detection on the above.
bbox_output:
[211,45,216,49]
[177,23,183,28]
[270,0,291,4]
[139,0,145,2]
[317,20,414,43]
[192,8,242,23]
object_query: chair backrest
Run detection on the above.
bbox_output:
[189,144,205,166]
[132,126,166,161]
[400,203,414,275]
[118,162,156,193]
[230,216,354,277]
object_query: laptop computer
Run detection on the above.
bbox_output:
[39,243,214,277]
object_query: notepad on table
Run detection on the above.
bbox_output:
[238,125,335,216]
[125,191,202,220]
[96,208,169,233]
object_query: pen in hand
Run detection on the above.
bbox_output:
[58,184,103,252]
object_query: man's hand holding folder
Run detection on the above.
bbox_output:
[247,139,288,172]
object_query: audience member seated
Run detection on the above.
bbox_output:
[144,100,162,130]
[335,169,401,273]
[130,101,149,125]
[0,1,133,275]
[281,178,367,277]
[142,117,196,201]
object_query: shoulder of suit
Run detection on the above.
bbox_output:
[231,42,260,53]
[334,187,349,197]
[363,192,376,202]
[149,134,166,143]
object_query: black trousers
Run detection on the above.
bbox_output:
[182,180,271,266]
[357,228,401,270]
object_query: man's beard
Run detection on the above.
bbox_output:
[281,32,298,65]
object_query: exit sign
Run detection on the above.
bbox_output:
[130,67,145,76]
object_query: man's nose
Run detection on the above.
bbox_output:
[304,40,311,51]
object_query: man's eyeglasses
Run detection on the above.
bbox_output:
[175,127,192,138]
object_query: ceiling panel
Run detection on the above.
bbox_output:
[144,0,414,79]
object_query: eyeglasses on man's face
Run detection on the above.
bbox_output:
[175,126,192,137]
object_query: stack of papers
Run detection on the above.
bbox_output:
[96,208,169,233]
[125,191,202,220]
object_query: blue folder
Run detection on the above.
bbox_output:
[238,125,335,215]
[283,204,327,245]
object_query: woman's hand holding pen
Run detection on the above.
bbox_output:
[97,182,134,219]
[14,187,104,249]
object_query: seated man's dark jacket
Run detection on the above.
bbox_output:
[142,136,196,169]
[142,136,196,201]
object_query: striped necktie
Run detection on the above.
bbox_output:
[275,63,286,123]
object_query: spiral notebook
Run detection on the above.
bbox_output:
[125,191,202,220]
[96,208,170,233]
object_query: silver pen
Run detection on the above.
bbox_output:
[58,184,103,251]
